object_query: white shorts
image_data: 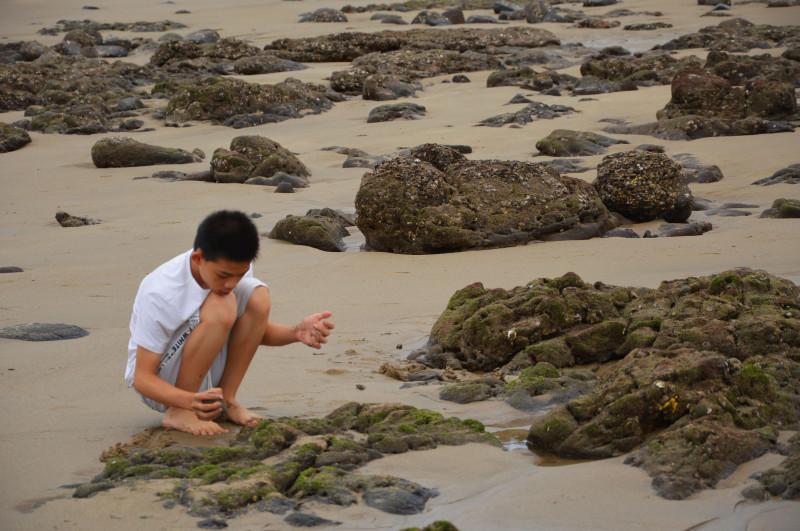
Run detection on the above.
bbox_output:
[140,277,267,412]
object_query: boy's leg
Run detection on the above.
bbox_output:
[218,283,269,427]
[162,292,237,436]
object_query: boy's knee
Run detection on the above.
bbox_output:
[244,286,270,321]
[200,292,237,329]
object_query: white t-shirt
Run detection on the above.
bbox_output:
[125,250,252,386]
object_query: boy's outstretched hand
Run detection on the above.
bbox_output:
[294,311,334,349]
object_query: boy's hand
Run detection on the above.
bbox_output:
[294,311,334,349]
[192,388,224,420]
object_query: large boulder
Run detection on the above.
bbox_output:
[164,77,337,127]
[210,135,309,184]
[595,151,692,222]
[91,137,201,167]
[0,122,31,152]
[354,144,613,254]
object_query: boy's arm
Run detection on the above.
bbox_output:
[261,311,334,349]
[133,346,222,418]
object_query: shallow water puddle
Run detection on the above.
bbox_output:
[489,424,590,467]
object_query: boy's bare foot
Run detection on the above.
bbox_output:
[162,406,228,436]
[225,400,263,427]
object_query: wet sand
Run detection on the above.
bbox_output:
[1,0,800,529]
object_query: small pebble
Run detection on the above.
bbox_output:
[396,344,403,349]
[356,384,366,390]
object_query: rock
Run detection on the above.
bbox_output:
[412,11,452,26]
[55,211,99,227]
[452,74,470,83]
[442,9,466,25]
[185,29,220,44]
[648,221,713,237]
[91,137,201,167]
[535,130,628,157]
[513,269,800,498]
[269,214,349,252]
[367,103,426,123]
[355,145,614,254]
[624,23,672,31]
[265,27,560,63]
[210,135,309,184]
[636,144,665,153]
[439,382,494,403]
[284,511,340,527]
[115,97,144,112]
[245,172,309,188]
[604,228,639,238]
[524,0,551,23]
[233,54,306,75]
[671,153,724,184]
[274,182,295,193]
[39,19,187,35]
[661,18,800,53]
[299,8,348,23]
[576,18,620,29]
[164,77,337,127]
[362,479,436,514]
[72,481,114,498]
[380,15,408,25]
[756,433,800,499]
[539,159,592,174]
[363,74,420,101]
[467,16,499,23]
[604,115,795,141]
[761,198,800,218]
[197,518,228,529]
[478,101,576,127]
[583,0,617,5]
[151,170,187,181]
[0,122,31,152]
[595,151,692,222]
[579,53,703,90]
[0,323,89,341]
[0,266,24,273]
[752,164,800,185]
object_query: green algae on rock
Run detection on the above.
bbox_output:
[209,135,309,183]
[78,404,498,523]
[91,137,202,167]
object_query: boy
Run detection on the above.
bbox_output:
[125,210,334,436]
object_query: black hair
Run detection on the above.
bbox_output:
[193,210,259,262]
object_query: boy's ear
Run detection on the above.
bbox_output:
[191,249,205,263]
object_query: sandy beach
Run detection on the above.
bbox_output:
[1,0,800,529]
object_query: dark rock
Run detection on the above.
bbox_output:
[197,518,228,529]
[0,323,89,341]
[570,76,628,96]
[261,495,296,514]
[412,11,452,26]
[269,214,348,252]
[452,74,470,83]
[355,145,614,254]
[659,18,800,53]
[363,74,420,101]
[535,130,627,157]
[508,93,533,104]
[73,481,114,498]
[118,118,144,131]
[39,19,187,35]
[245,172,309,188]
[439,382,494,403]
[55,211,99,227]
[583,0,617,5]
[672,153,724,184]
[274,182,295,193]
[579,53,703,90]
[495,0,523,13]
[467,15,499,23]
[285,511,339,527]
[604,115,795,141]
[0,122,32,152]
[761,198,800,218]
[478,101,576,127]
[635,144,665,153]
[380,15,408,25]
[367,103,426,123]
[603,227,639,239]
[576,18,620,29]
[624,23,672,31]
[299,8,348,23]
[91,137,201,167]
[233,54,306,75]
[185,29,220,44]
[442,9,466,24]
[165,77,336,126]
[752,164,800,185]
[264,27,560,63]
[115,97,144,112]
[651,221,713,237]
[363,480,436,514]
[0,266,23,273]
[596,151,692,222]
[210,135,309,183]
[151,170,187,181]
[539,158,592,174]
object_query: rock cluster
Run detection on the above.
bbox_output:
[659,18,800,52]
[79,403,497,525]
[209,135,308,184]
[354,144,614,253]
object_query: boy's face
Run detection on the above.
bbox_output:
[190,250,250,296]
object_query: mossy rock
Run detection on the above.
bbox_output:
[0,122,31,153]
[269,215,348,252]
[565,320,627,364]
[91,137,201,168]
[439,382,493,404]
[535,129,628,157]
